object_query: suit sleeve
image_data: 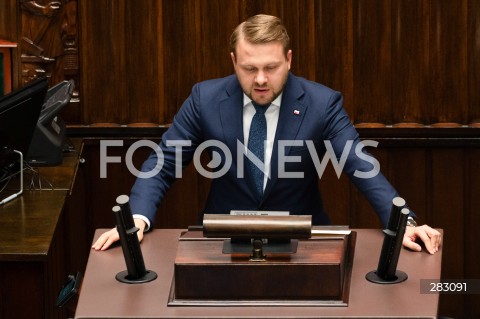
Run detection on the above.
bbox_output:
[129,84,203,225]
[322,92,408,227]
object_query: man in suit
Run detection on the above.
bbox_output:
[93,14,441,254]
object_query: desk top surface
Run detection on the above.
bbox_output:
[75,228,442,319]
[0,139,81,261]
[0,191,67,260]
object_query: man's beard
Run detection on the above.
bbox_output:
[246,75,288,105]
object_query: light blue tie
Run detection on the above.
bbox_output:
[248,102,270,197]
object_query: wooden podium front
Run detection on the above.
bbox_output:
[170,230,355,305]
[75,229,442,318]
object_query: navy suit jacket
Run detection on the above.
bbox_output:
[130,73,399,226]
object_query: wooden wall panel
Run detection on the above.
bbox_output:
[124,1,163,124]
[79,1,129,124]
[241,0,284,19]
[318,169,352,227]
[0,1,17,41]
[0,263,44,319]
[198,0,238,81]
[353,148,389,228]
[431,150,466,317]
[278,0,316,80]
[428,0,468,124]
[385,148,428,221]
[465,148,480,317]
[162,0,200,124]
[4,0,479,126]
[353,0,392,124]
[157,162,204,228]
[391,0,429,124]
[0,0,19,90]
[79,1,164,124]
[283,0,316,81]
[315,0,353,114]
[468,0,480,124]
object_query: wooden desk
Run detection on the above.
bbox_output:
[0,140,82,319]
[75,228,442,318]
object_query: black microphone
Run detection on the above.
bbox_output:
[113,195,157,284]
[366,197,409,284]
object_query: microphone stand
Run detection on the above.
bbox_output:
[113,195,157,284]
[366,197,409,284]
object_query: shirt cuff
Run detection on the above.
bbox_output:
[132,214,151,232]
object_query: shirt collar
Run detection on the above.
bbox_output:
[243,93,283,108]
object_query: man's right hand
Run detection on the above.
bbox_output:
[91,218,146,251]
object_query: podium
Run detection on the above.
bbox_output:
[170,229,355,305]
[75,228,442,318]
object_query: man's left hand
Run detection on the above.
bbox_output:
[403,224,442,254]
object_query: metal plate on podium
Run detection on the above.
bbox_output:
[168,229,356,306]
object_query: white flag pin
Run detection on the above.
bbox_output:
[293,109,300,115]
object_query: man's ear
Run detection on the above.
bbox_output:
[286,49,292,70]
[230,52,236,65]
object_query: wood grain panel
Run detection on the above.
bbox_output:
[162,0,200,124]
[465,148,480,317]
[240,0,284,20]
[0,0,19,86]
[79,0,128,124]
[158,162,203,228]
[428,0,468,124]
[0,0,16,41]
[280,0,316,80]
[124,1,163,124]
[391,0,428,124]
[468,0,480,123]
[384,148,428,222]
[5,0,480,126]
[315,0,353,114]
[318,169,352,227]
[0,263,44,319]
[353,0,392,124]
[430,149,465,317]
[349,147,388,228]
[198,0,238,80]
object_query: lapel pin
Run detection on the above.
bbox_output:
[293,109,300,115]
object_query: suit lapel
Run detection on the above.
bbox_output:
[219,78,244,158]
[263,74,307,201]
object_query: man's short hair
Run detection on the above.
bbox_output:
[230,14,290,58]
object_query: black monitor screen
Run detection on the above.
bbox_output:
[0,77,48,170]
